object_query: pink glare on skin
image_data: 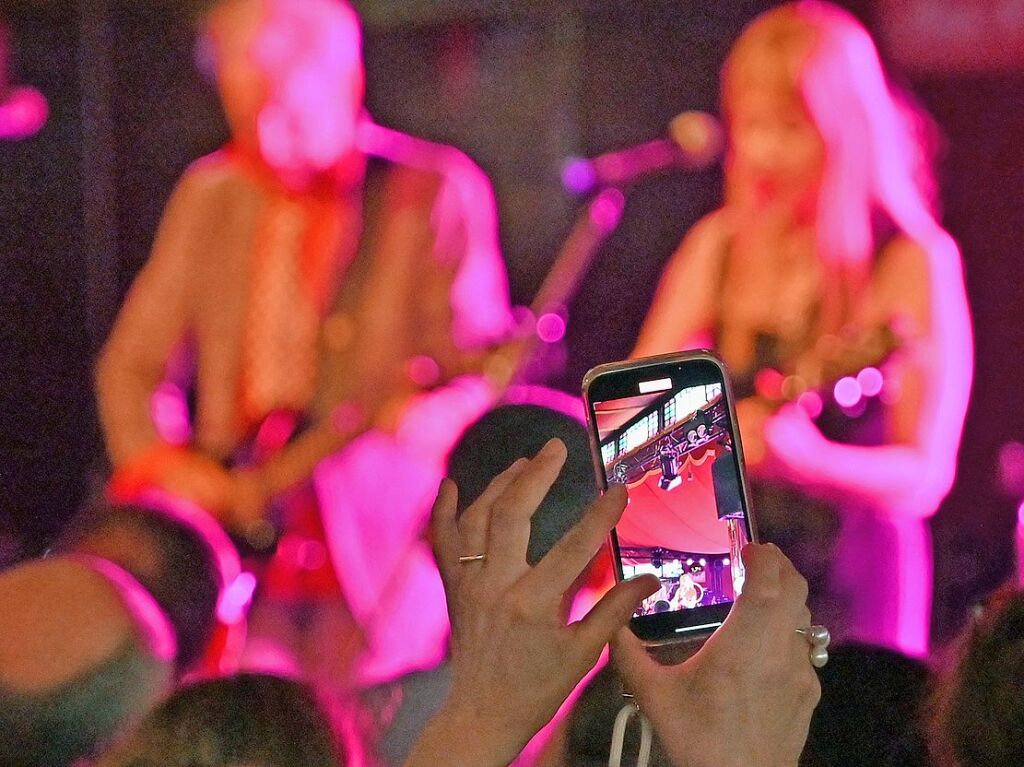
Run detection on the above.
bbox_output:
[251,0,363,179]
[513,586,610,767]
[751,3,972,656]
[151,382,192,445]
[1018,501,1024,587]
[358,120,514,348]
[75,554,178,664]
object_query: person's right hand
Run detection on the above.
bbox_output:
[612,543,821,767]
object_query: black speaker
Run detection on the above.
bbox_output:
[712,453,743,520]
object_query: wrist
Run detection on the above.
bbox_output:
[406,704,520,767]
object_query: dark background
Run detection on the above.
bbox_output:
[1,0,1021,644]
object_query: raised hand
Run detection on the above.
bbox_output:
[406,439,659,767]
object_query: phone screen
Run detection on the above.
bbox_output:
[585,353,754,641]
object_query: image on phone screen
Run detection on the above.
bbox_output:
[588,358,752,636]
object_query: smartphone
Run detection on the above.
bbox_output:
[583,351,757,644]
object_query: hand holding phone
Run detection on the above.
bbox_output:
[612,542,820,767]
[583,351,758,644]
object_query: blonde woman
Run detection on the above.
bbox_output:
[634,1,972,656]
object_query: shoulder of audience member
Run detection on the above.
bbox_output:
[0,557,171,694]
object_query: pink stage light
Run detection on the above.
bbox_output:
[217,571,257,626]
[754,368,785,400]
[589,187,626,232]
[797,390,824,419]
[407,354,442,388]
[0,86,48,141]
[535,312,567,344]
[857,366,884,397]
[833,376,862,408]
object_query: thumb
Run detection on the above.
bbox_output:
[610,625,659,696]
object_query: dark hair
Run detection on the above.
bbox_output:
[801,642,929,767]
[928,586,1024,767]
[59,503,223,673]
[99,673,344,767]
[0,642,168,767]
[447,404,596,565]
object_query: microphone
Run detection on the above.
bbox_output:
[561,111,723,195]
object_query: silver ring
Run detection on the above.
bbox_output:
[797,624,831,668]
[458,553,487,564]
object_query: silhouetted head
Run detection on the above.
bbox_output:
[0,557,174,766]
[59,502,226,674]
[98,672,344,767]
[929,587,1024,767]
[447,403,596,565]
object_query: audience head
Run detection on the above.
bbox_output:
[98,672,344,767]
[58,501,226,674]
[929,586,1024,767]
[801,642,928,767]
[447,403,596,565]
[0,557,174,766]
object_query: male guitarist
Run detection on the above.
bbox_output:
[97,0,514,690]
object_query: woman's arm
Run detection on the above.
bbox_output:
[764,234,973,518]
[632,211,728,358]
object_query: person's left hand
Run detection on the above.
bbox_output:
[405,439,659,767]
[762,403,829,485]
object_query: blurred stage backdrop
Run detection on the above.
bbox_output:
[2,0,1023,644]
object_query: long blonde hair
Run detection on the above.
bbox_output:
[722,2,941,270]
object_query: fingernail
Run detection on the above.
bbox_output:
[537,438,563,458]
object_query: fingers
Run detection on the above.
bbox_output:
[738,543,808,621]
[525,484,628,599]
[430,478,460,587]
[483,439,567,581]
[575,574,659,654]
[457,457,529,568]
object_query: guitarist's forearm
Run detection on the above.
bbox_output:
[254,407,370,498]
